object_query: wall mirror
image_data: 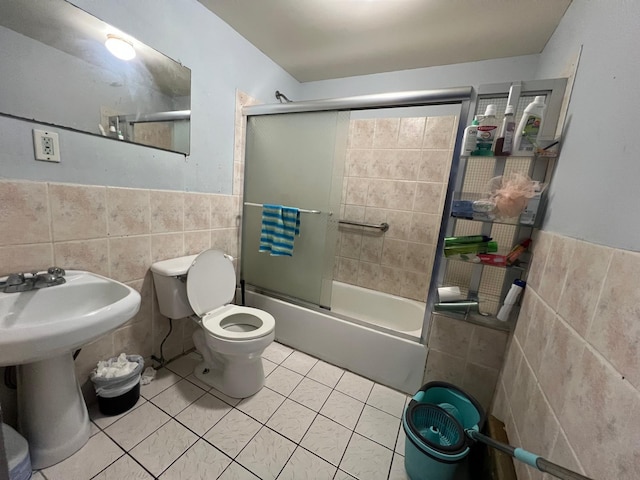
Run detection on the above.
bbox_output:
[0,0,191,154]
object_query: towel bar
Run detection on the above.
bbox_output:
[244,202,322,214]
[338,220,389,232]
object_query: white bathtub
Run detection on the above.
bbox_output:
[244,283,428,394]
[331,281,424,339]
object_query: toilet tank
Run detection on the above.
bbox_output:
[150,254,198,319]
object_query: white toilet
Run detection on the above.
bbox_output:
[150,249,275,398]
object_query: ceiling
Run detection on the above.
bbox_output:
[199,0,572,83]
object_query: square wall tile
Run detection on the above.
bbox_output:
[109,235,151,283]
[397,117,426,149]
[106,187,150,236]
[557,240,612,337]
[150,190,183,233]
[184,192,211,231]
[0,181,50,246]
[588,249,640,390]
[467,326,509,370]
[151,233,184,263]
[424,348,467,386]
[0,243,53,276]
[537,235,576,310]
[54,239,109,277]
[373,118,400,148]
[560,347,637,480]
[49,183,107,241]
[428,316,472,359]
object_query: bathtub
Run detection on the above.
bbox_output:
[244,282,428,394]
[331,281,424,339]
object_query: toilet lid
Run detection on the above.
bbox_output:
[186,249,236,316]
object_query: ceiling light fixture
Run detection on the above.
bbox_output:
[105,34,136,61]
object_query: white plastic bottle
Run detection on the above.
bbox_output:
[513,96,546,153]
[461,117,479,155]
[475,105,499,156]
[493,105,515,156]
[497,279,526,321]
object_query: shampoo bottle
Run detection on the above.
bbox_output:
[474,105,499,156]
[461,117,479,155]
[513,96,546,153]
[493,105,515,156]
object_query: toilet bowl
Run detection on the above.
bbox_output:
[150,249,275,398]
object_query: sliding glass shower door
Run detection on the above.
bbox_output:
[241,111,349,308]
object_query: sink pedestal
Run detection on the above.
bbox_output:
[17,352,90,469]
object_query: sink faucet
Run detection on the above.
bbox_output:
[1,267,66,293]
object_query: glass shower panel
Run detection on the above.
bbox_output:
[242,111,349,308]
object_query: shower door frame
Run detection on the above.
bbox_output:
[242,87,475,344]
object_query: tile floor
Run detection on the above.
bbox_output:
[34,342,413,480]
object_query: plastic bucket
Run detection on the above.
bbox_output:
[90,355,144,416]
[402,382,485,480]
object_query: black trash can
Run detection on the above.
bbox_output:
[90,355,144,416]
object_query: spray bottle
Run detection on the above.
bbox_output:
[513,96,546,153]
[493,105,515,156]
[474,105,499,156]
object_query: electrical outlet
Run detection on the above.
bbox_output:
[33,129,61,162]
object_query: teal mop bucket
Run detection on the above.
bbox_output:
[402,382,486,480]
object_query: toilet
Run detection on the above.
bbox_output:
[150,249,275,398]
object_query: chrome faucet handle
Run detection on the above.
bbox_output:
[6,273,26,286]
[47,267,66,277]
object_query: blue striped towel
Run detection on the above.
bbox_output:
[259,204,300,256]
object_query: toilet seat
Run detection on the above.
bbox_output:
[186,250,275,342]
[203,305,275,341]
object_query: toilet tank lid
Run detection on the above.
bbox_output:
[150,254,199,276]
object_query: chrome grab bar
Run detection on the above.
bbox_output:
[339,219,389,232]
[244,202,322,214]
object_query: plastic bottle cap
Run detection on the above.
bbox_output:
[514,279,526,288]
[505,105,514,115]
[471,118,479,125]
[484,105,497,116]
[534,96,546,104]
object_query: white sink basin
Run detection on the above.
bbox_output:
[0,270,141,469]
[0,270,140,366]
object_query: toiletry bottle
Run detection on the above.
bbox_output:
[506,238,531,265]
[497,279,526,321]
[513,96,546,153]
[493,105,515,156]
[474,105,499,156]
[461,117,479,155]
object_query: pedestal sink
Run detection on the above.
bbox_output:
[0,271,141,468]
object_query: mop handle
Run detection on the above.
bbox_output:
[466,430,593,480]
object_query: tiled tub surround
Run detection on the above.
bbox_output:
[492,230,640,480]
[335,116,457,302]
[0,180,241,399]
[34,344,413,480]
[423,314,509,411]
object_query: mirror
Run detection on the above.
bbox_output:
[0,0,191,154]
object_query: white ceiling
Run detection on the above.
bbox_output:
[199,0,572,83]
